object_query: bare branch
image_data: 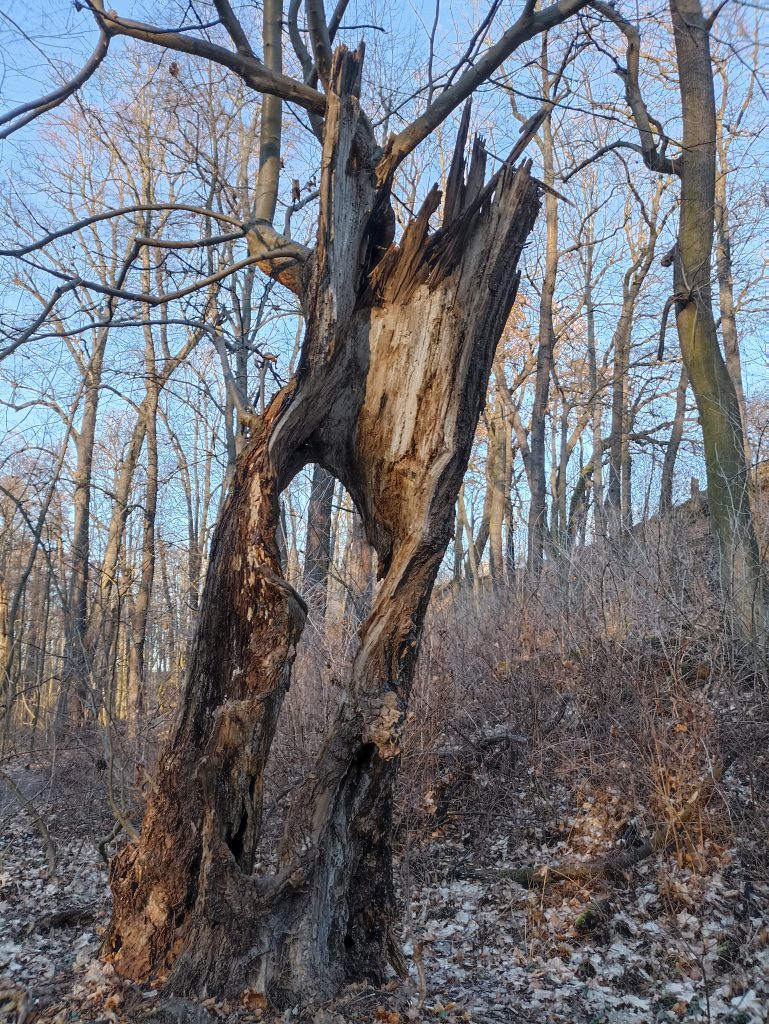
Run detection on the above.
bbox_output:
[0,203,244,259]
[0,282,80,360]
[445,0,504,91]
[288,0,315,80]
[135,230,245,249]
[211,330,258,426]
[589,1,680,176]
[306,0,333,88]
[560,139,645,181]
[212,0,256,57]
[31,250,301,307]
[377,0,590,181]
[87,1,325,115]
[328,0,353,41]
[705,0,730,28]
[657,291,687,360]
[0,30,110,139]
[283,188,320,236]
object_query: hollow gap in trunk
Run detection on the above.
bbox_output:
[252,472,378,876]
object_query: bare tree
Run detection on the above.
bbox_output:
[593,0,766,641]
[0,0,594,1003]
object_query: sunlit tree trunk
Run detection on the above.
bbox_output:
[487,401,509,585]
[669,0,764,640]
[107,49,540,1003]
[714,137,749,467]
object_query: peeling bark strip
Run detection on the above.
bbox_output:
[107,47,540,1005]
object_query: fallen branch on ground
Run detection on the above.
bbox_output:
[0,765,56,877]
[33,905,95,933]
[464,752,737,886]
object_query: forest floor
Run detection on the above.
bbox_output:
[2,744,768,1024]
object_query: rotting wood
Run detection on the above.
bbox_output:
[106,45,541,1005]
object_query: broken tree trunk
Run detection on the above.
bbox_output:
[107,47,540,1006]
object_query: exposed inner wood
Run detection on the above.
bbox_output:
[106,46,541,1005]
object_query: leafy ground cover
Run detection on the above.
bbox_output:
[2,742,767,1024]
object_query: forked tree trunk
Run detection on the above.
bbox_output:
[107,47,539,1005]
[59,329,109,726]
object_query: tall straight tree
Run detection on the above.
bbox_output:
[593,0,766,642]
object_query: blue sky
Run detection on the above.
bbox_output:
[0,0,766,545]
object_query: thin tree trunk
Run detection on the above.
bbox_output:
[621,402,633,528]
[453,491,466,584]
[457,486,480,590]
[529,118,557,576]
[585,229,605,540]
[567,461,592,544]
[0,578,8,693]
[607,309,630,529]
[344,508,374,624]
[551,392,569,549]
[304,464,334,614]
[659,364,689,514]
[714,143,749,464]
[127,384,159,726]
[60,330,108,725]
[473,422,493,567]
[487,403,508,585]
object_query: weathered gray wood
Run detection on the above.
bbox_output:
[107,44,540,1006]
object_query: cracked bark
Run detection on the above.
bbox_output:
[106,47,540,1005]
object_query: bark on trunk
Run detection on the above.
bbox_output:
[659,363,689,515]
[669,0,765,641]
[304,464,334,614]
[584,220,605,540]
[714,141,749,467]
[488,406,511,585]
[59,330,108,725]
[127,384,159,725]
[606,306,630,530]
[343,509,374,625]
[107,48,540,1005]
[528,122,557,577]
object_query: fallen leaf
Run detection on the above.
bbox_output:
[374,1009,400,1023]
[242,988,268,1011]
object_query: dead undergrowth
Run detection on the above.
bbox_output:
[2,521,768,1023]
